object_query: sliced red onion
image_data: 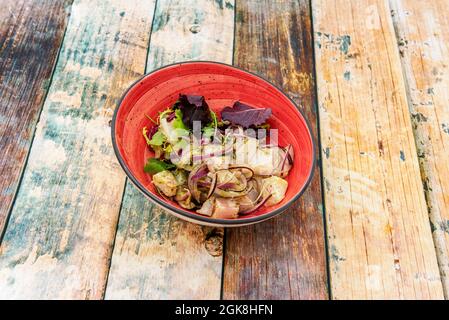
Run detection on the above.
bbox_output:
[188,164,208,202]
[190,165,208,180]
[280,144,292,174]
[239,194,272,215]
[213,168,248,192]
[197,180,211,188]
[198,180,244,190]
[217,182,236,189]
[206,173,217,199]
[227,165,254,179]
[214,183,252,198]
[283,144,294,165]
[192,154,209,162]
[246,181,260,202]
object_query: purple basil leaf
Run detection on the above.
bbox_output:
[185,95,204,107]
[221,101,272,128]
[231,101,253,111]
[174,94,212,129]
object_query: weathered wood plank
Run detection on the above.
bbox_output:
[105,0,234,299]
[389,0,449,297]
[0,0,155,299]
[0,0,71,236]
[313,0,444,299]
[222,0,328,300]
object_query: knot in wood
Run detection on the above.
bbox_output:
[203,228,223,257]
[189,24,201,34]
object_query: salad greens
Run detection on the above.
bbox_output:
[174,94,212,129]
[141,94,294,219]
[144,158,175,174]
[148,131,166,146]
[221,101,272,128]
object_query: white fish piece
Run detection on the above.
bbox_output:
[261,176,288,206]
[152,170,178,197]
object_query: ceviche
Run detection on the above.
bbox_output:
[142,94,294,219]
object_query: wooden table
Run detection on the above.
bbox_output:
[0,0,448,300]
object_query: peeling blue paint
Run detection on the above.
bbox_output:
[412,112,428,122]
[339,35,351,54]
[331,245,346,262]
[315,32,351,55]
[225,1,234,9]
[324,147,330,159]
[439,220,449,234]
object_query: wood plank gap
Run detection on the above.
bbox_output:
[308,0,334,300]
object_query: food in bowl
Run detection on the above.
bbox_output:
[112,61,315,227]
[142,94,294,219]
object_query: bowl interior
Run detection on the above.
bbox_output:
[113,62,314,223]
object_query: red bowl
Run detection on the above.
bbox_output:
[112,61,315,227]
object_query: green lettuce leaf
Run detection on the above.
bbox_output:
[172,109,187,130]
[144,158,175,174]
[148,131,166,146]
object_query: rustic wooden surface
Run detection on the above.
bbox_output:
[0,0,71,237]
[222,0,328,300]
[313,0,444,299]
[105,0,234,300]
[0,0,448,300]
[0,0,155,299]
[390,0,449,297]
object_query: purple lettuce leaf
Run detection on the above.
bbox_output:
[166,111,176,122]
[221,101,272,128]
[148,125,159,139]
[174,94,212,129]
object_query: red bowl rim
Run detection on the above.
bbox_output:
[111,61,316,226]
